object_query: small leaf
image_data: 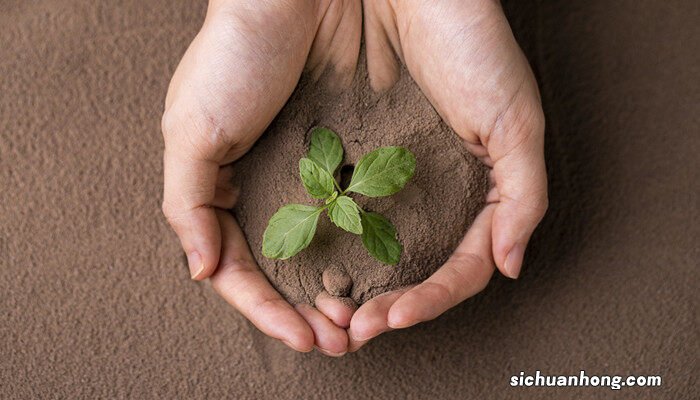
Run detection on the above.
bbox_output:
[299,158,335,199]
[308,127,343,175]
[327,196,362,234]
[360,212,402,265]
[262,204,323,260]
[346,147,416,197]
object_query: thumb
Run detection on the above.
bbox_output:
[489,104,548,279]
[160,0,322,280]
[161,110,225,281]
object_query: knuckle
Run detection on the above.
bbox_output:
[218,258,256,274]
[526,102,546,133]
[210,258,258,290]
[491,92,545,152]
[523,198,548,223]
[531,189,549,221]
[161,200,182,227]
[161,109,178,141]
[449,253,490,293]
[421,281,456,309]
[162,105,232,160]
[251,297,288,319]
[161,200,172,219]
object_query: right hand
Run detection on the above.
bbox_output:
[161,0,361,356]
[346,0,547,351]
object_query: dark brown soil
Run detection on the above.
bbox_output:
[232,61,489,305]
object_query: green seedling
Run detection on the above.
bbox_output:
[262,127,416,265]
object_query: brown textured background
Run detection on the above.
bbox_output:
[1,1,698,399]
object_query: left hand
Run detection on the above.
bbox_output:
[317,0,548,352]
[161,0,363,356]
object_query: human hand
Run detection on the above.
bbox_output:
[341,0,548,351]
[161,0,361,355]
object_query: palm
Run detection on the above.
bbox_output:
[334,0,547,349]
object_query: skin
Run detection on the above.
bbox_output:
[161,0,547,356]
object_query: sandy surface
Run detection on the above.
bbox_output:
[1,1,698,399]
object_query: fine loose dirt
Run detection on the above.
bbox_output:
[232,63,489,305]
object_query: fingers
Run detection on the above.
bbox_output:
[347,288,411,352]
[489,105,548,278]
[315,291,356,329]
[296,304,349,357]
[345,202,495,352]
[306,0,362,88]
[210,210,314,353]
[363,0,402,91]
[387,205,496,329]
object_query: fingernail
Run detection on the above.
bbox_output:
[504,244,524,279]
[387,313,401,329]
[187,251,204,280]
[387,316,414,330]
[314,346,346,357]
[387,306,419,329]
[349,331,376,343]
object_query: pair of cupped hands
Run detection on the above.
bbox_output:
[162,0,547,356]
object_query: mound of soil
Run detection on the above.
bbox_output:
[232,65,489,306]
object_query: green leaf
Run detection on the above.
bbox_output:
[299,158,335,199]
[360,212,402,265]
[327,196,362,234]
[346,147,416,197]
[308,127,343,175]
[262,204,323,260]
